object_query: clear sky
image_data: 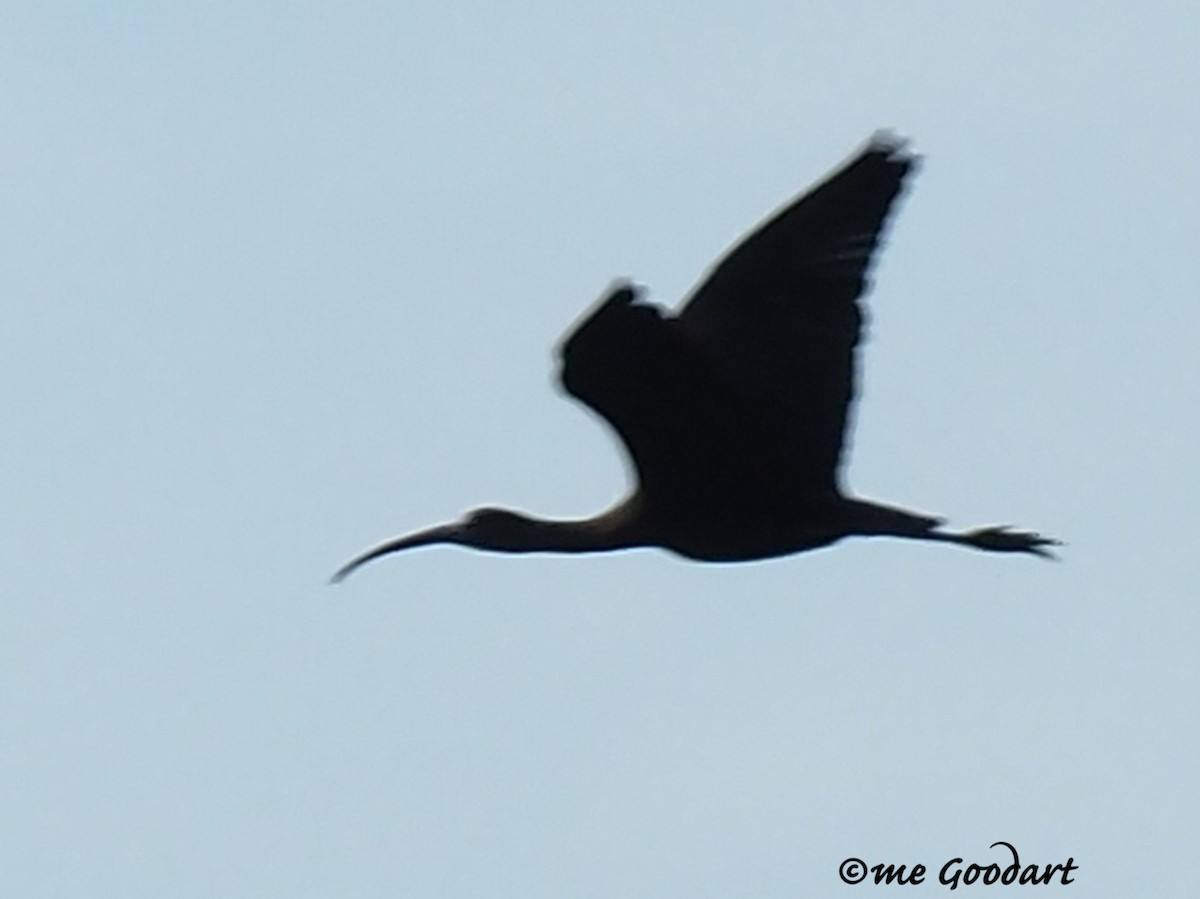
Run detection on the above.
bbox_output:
[3,2,1197,896]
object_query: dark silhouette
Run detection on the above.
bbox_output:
[333,133,1058,582]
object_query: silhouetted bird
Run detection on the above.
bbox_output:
[333,133,1058,582]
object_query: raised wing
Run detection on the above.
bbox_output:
[559,134,918,513]
[558,283,729,510]
[680,133,918,494]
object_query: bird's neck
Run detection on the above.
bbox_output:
[498,502,649,554]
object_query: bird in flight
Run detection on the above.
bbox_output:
[333,133,1058,582]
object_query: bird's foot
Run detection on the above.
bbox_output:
[963,525,1062,559]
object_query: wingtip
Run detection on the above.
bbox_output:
[866,129,920,169]
[605,277,645,302]
[868,128,908,152]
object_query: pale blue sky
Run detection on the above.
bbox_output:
[3,2,1198,896]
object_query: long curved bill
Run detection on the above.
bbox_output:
[330,523,459,583]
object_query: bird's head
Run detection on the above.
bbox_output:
[330,506,544,582]
[456,507,543,551]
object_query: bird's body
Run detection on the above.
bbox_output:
[333,133,1057,582]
